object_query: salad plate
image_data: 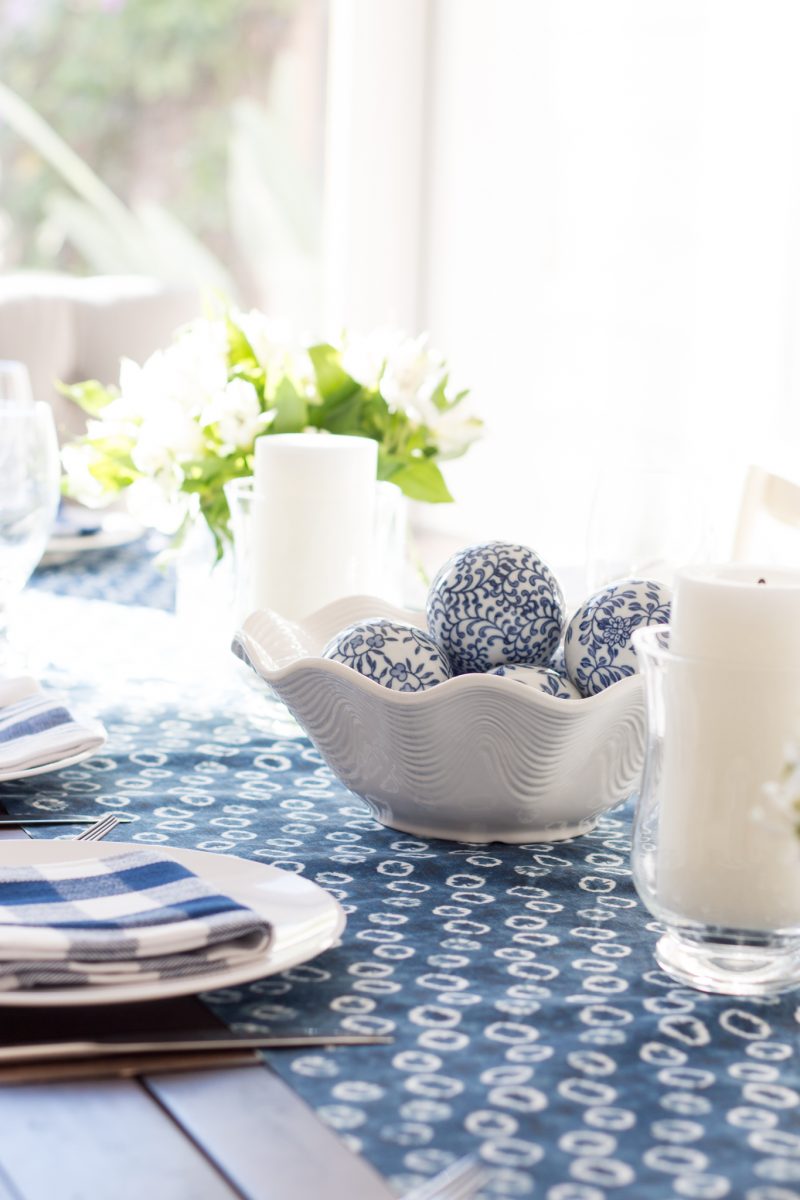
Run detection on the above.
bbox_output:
[0,841,345,1007]
[0,745,104,784]
[42,512,144,566]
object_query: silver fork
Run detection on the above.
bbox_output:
[402,1156,489,1200]
[74,814,124,842]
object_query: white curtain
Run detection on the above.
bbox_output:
[326,0,800,568]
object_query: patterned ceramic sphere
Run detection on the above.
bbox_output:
[322,618,452,692]
[564,578,672,697]
[427,541,566,675]
[489,664,582,700]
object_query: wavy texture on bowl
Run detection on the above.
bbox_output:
[233,596,646,844]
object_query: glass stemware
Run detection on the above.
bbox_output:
[0,360,34,406]
[0,402,61,662]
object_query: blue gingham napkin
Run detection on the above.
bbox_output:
[0,850,272,990]
[0,676,106,775]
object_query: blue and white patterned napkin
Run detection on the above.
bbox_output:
[0,676,106,775]
[0,850,272,990]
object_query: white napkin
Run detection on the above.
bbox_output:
[0,849,271,990]
[0,676,106,776]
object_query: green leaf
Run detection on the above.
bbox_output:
[198,488,234,562]
[389,459,453,504]
[311,392,363,434]
[181,452,251,492]
[308,343,359,406]
[87,450,139,492]
[270,376,308,433]
[57,379,115,416]
[226,316,257,368]
[427,373,450,414]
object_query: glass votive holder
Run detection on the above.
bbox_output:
[631,625,800,996]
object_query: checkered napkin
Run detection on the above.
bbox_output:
[0,850,272,990]
[0,676,106,775]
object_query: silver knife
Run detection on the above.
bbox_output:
[0,1049,264,1085]
[0,1032,393,1065]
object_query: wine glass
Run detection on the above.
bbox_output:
[0,360,34,406]
[0,402,61,663]
[585,468,712,595]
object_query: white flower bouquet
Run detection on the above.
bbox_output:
[61,311,482,554]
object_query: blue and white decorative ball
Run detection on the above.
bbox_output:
[490,664,581,699]
[322,619,452,692]
[427,541,566,675]
[564,578,672,697]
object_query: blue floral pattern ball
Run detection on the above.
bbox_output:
[564,578,671,696]
[490,664,581,699]
[426,541,566,675]
[322,619,452,692]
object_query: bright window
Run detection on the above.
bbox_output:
[0,0,329,324]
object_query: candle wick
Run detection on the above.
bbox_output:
[757,577,767,585]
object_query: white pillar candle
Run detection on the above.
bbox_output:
[658,564,800,930]
[670,564,800,666]
[252,433,378,619]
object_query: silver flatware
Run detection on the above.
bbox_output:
[0,1048,264,1086]
[402,1156,489,1200]
[74,813,124,841]
[0,1032,393,1066]
[0,815,132,827]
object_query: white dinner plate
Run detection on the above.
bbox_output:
[0,841,346,1007]
[41,513,144,566]
[0,744,103,784]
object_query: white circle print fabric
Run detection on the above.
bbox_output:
[17,549,800,1200]
[7,714,799,1200]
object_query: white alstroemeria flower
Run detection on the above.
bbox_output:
[408,368,482,459]
[427,402,484,460]
[131,399,205,475]
[202,378,269,451]
[341,328,405,392]
[380,333,446,413]
[234,310,314,392]
[160,325,229,416]
[115,353,168,420]
[84,414,137,443]
[235,311,292,366]
[60,443,108,507]
[117,324,228,423]
[125,470,188,536]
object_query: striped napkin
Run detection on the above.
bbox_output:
[0,850,272,990]
[0,676,106,776]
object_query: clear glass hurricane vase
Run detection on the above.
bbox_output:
[223,476,303,737]
[631,625,800,996]
[223,475,409,736]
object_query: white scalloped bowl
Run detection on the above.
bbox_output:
[233,596,646,844]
